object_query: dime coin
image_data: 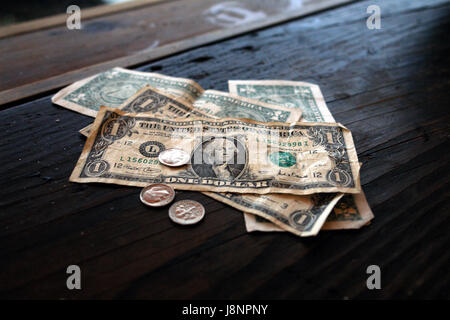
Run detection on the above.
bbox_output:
[168,200,205,225]
[158,148,190,167]
[140,184,175,207]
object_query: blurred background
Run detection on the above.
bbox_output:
[1,0,133,26]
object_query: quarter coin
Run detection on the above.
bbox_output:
[168,200,205,225]
[158,148,190,167]
[140,184,175,207]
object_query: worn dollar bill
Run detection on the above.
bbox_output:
[79,83,303,136]
[70,106,361,195]
[206,192,344,237]
[76,85,337,235]
[75,84,340,235]
[228,80,373,231]
[79,85,212,137]
[229,79,333,122]
[243,186,373,232]
[52,67,204,117]
[192,90,302,122]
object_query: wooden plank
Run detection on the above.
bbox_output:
[0,0,449,299]
[0,0,354,106]
[0,0,170,39]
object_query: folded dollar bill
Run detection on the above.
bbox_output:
[206,192,344,237]
[73,82,341,235]
[228,80,373,231]
[229,79,333,122]
[244,192,373,232]
[70,106,361,195]
[75,83,340,235]
[52,67,204,117]
[77,77,303,136]
[60,69,370,236]
[79,85,212,136]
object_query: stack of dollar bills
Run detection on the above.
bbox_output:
[52,67,373,237]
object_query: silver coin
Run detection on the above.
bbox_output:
[158,148,190,167]
[140,184,175,207]
[168,200,205,225]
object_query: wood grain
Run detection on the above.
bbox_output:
[0,0,170,39]
[0,0,353,106]
[0,0,448,299]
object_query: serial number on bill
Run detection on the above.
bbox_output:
[182,304,269,317]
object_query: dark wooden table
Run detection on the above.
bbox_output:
[0,0,449,299]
